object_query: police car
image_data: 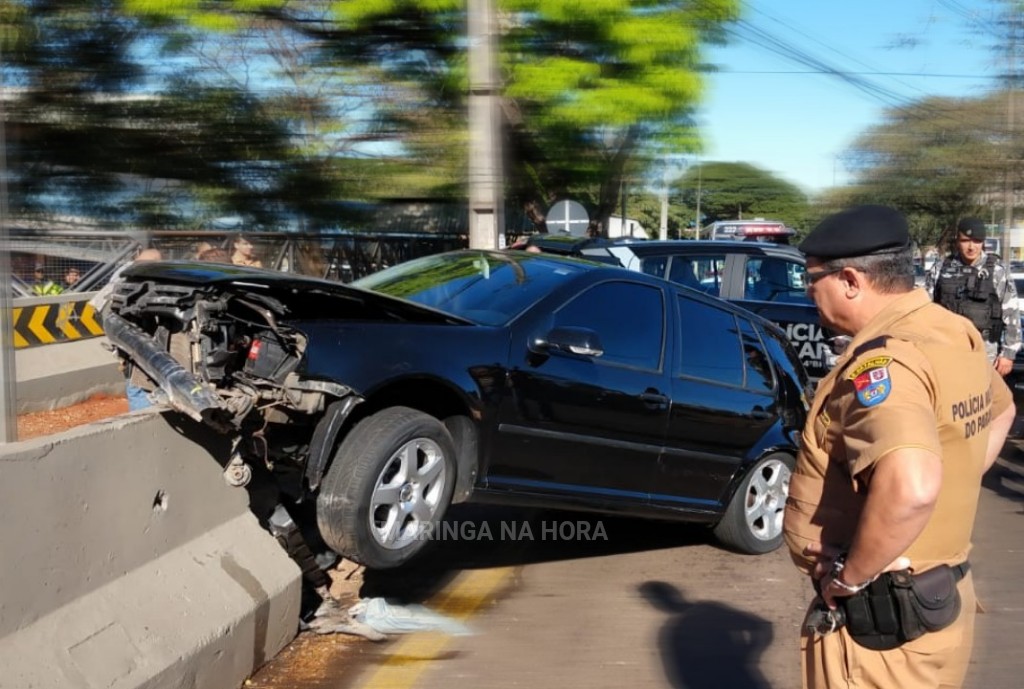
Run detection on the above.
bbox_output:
[577,240,837,380]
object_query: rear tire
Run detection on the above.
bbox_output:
[316,406,456,569]
[712,452,793,555]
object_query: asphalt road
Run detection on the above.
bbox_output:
[250,441,1024,689]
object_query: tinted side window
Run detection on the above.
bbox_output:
[740,318,775,391]
[667,255,726,297]
[744,257,810,304]
[639,256,667,279]
[554,281,664,371]
[677,295,744,386]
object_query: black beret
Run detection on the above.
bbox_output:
[957,217,986,241]
[798,205,910,259]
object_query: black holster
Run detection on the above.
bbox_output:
[839,562,969,650]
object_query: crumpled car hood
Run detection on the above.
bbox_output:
[119,261,468,325]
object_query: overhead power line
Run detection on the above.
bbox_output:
[723,3,1007,131]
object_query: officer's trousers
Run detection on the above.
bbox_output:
[801,573,977,689]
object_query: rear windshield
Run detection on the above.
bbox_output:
[354,251,588,325]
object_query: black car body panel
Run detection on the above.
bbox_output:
[106,250,810,566]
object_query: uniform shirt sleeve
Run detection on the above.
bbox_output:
[995,262,1021,357]
[839,348,942,477]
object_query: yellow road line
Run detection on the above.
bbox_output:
[361,566,513,689]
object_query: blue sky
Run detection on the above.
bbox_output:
[698,0,1002,194]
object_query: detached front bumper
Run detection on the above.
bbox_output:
[103,310,233,429]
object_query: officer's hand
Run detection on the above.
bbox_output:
[819,557,912,609]
[819,572,860,609]
[803,541,911,589]
[803,542,841,580]
[995,356,1014,376]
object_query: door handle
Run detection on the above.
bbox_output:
[751,408,772,420]
[639,389,669,409]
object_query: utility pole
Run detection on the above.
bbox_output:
[468,0,505,250]
[1005,92,1014,265]
[694,162,702,240]
[620,177,628,237]
[1005,7,1019,265]
[0,64,16,442]
[658,165,669,241]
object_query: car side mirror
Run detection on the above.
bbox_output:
[531,326,604,358]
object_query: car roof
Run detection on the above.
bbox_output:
[619,240,805,260]
[523,234,644,253]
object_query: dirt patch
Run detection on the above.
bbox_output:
[17,394,129,441]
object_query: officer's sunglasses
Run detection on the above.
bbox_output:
[804,266,845,288]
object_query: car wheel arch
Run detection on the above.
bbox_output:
[313,377,480,497]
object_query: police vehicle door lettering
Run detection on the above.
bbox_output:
[785,322,829,369]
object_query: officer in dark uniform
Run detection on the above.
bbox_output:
[927,217,1021,376]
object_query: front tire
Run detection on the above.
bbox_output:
[712,452,793,555]
[316,406,457,569]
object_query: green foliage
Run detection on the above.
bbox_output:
[5,1,350,229]
[500,0,738,230]
[10,0,740,233]
[144,0,740,231]
[675,162,810,230]
[844,93,1013,249]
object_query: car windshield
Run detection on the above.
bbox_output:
[353,251,589,325]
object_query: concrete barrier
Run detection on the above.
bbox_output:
[12,292,124,413]
[0,410,301,689]
[16,337,124,414]
[12,293,105,349]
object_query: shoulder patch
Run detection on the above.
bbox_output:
[847,356,893,407]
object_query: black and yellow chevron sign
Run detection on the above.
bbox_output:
[12,300,105,348]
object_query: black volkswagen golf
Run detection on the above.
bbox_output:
[104,250,810,569]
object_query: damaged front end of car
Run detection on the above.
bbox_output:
[104,274,357,474]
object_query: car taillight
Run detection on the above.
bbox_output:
[248,339,263,361]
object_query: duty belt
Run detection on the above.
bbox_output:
[805,561,970,637]
[949,561,971,581]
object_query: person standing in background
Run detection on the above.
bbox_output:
[31,263,63,295]
[230,234,263,268]
[927,217,1021,376]
[63,267,81,291]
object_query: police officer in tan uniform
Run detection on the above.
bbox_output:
[782,205,1016,689]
